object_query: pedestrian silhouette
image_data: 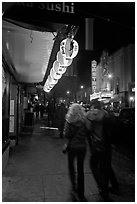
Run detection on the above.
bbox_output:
[47,99,56,127]
[40,103,45,118]
[35,103,39,118]
[63,103,88,201]
[86,99,118,201]
[56,102,67,138]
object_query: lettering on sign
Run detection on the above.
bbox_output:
[92,86,96,90]
[91,60,97,93]
[18,2,75,14]
[92,72,96,77]
[92,68,96,72]
[92,81,96,86]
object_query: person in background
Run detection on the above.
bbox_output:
[86,99,118,201]
[40,103,45,118]
[57,102,67,138]
[35,102,39,118]
[47,99,56,127]
[63,103,88,201]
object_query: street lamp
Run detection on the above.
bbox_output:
[80,85,85,102]
[108,73,112,79]
[129,96,134,101]
[129,96,134,107]
[66,91,70,104]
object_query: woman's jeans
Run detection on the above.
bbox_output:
[68,147,86,198]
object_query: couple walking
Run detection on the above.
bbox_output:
[63,100,118,202]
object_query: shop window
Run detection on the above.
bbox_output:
[2,67,10,146]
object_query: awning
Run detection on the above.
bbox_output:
[2,20,55,83]
[2,2,79,85]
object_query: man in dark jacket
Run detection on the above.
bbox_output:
[86,99,118,201]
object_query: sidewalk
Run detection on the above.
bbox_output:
[2,116,135,202]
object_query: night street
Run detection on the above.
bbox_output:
[2,116,135,202]
[2,2,135,202]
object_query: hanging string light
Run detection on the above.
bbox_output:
[57,51,73,66]
[47,75,58,85]
[43,37,79,93]
[60,38,79,59]
[53,61,67,75]
[50,67,62,80]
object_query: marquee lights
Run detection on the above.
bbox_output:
[43,38,79,93]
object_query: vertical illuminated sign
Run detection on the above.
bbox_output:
[91,60,97,93]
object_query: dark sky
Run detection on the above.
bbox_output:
[73,2,135,87]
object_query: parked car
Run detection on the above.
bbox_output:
[108,107,135,148]
[119,107,135,126]
[116,107,135,148]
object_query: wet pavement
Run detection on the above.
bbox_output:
[2,115,135,202]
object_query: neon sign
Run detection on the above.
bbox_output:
[91,60,97,93]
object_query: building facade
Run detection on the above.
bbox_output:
[91,44,135,108]
[109,44,135,107]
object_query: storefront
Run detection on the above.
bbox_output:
[2,52,20,170]
[2,60,10,170]
[2,2,80,170]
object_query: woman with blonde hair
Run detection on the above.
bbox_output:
[63,103,88,201]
